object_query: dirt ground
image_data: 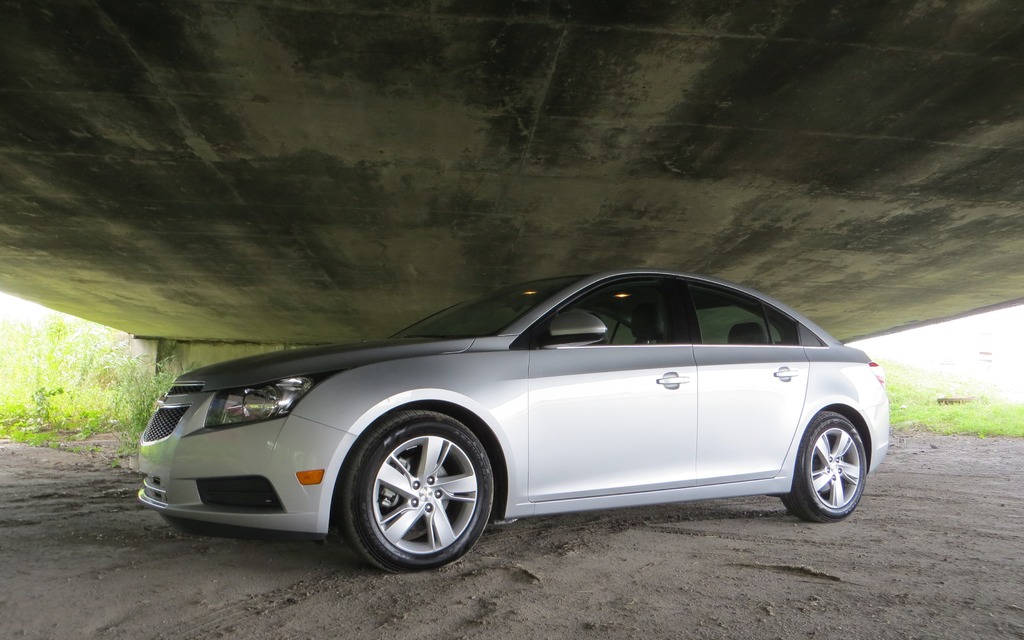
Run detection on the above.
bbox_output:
[1,432,1022,640]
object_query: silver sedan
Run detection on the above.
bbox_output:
[138,270,889,571]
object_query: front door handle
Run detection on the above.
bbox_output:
[656,372,690,390]
[774,366,800,382]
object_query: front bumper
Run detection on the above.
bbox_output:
[138,392,355,538]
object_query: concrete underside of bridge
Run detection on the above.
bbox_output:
[2,1,1023,357]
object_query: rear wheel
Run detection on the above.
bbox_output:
[339,410,493,571]
[781,411,866,522]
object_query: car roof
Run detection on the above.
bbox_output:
[500,269,841,346]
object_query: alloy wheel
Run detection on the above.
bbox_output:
[810,427,862,510]
[372,435,479,554]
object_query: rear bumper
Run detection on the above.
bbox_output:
[864,399,890,474]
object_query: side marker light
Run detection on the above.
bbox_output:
[296,469,326,486]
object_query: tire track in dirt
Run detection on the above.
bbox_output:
[148,570,342,640]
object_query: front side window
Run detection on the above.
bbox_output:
[556,279,675,345]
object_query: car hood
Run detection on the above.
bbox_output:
[175,338,476,391]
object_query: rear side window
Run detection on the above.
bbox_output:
[688,284,800,346]
[764,305,800,346]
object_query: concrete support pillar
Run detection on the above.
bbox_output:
[130,337,305,373]
[129,337,159,375]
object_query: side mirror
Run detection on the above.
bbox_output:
[543,311,608,348]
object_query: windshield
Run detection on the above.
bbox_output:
[393,276,580,339]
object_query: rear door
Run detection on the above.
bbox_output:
[687,283,810,485]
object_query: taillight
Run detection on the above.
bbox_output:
[869,361,886,387]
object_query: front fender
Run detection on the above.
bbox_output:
[291,350,530,528]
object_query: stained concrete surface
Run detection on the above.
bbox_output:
[1,1,1023,344]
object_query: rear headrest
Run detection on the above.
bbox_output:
[727,321,768,345]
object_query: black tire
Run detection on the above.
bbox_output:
[781,411,867,523]
[338,410,493,571]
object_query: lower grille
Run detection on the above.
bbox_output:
[197,476,283,510]
[141,476,167,504]
[142,406,189,443]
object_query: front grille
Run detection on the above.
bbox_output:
[168,383,204,395]
[197,476,283,510]
[142,406,189,443]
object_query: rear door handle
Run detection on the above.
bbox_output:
[774,366,800,382]
[656,372,690,390]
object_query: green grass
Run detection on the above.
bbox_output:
[0,314,177,454]
[883,359,1024,438]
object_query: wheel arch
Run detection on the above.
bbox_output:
[330,400,510,527]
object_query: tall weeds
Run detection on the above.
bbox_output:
[0,315,176,454]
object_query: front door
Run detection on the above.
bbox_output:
[526,278,698,502]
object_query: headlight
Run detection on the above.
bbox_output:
[205,377,313,427]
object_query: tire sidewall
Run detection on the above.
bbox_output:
[795,412,867,521]
[348,414,493,571]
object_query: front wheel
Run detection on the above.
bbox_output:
[339,410,493,571]
[781,412,867,523]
